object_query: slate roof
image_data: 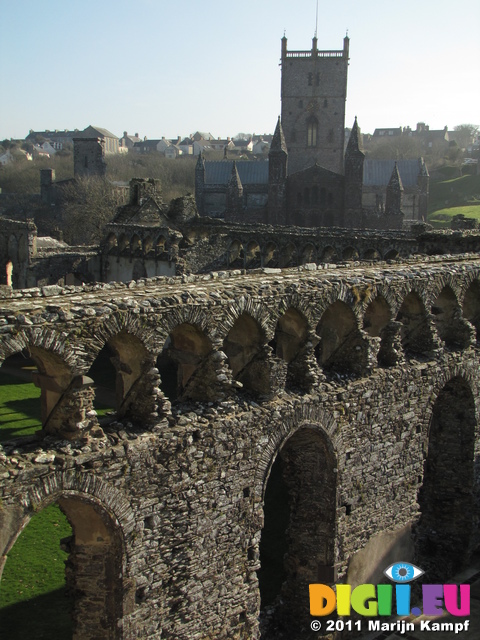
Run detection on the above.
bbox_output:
[82,125,119,139]
[204,161,269,185]
[363,159,421,188]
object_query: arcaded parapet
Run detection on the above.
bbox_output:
[1,257,480,638]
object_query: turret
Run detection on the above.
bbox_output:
[385,162,404,215]
[344,117,365,220]
[195,152,206,216]
[417,158,429,222]
[226,161,244,220]
[268,117,288,225]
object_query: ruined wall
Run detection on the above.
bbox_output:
[1,257,480,639]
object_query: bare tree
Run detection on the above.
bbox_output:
[60,177,122,245]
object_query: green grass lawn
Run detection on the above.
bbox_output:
[428,173,480,214]
[428,205,480,228]
[0,504,73,639]
[0,372,42,442]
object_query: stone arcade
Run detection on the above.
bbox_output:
[1,254,480,638]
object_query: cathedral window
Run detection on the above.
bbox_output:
[307,117,318,147]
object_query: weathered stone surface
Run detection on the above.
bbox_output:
[1,257,480,638]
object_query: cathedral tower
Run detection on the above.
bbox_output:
[280,34,349,175]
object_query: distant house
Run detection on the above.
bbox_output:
[232,138,253,154]
[119,131,142,151]
[81,125,120,154]
[178,137,194,155]
[0,149,32,165]
[25,128,79,149]
[373,127,403,138]
[191,131,214,142]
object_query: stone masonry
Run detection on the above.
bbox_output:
[1,255,480,638]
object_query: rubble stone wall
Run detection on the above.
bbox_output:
[1,256,480,638]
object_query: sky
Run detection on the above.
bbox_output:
[1,0,479,141]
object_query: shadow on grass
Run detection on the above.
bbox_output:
[0,588,73,639]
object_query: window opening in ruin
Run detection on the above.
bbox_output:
[396,292,433,357]
[157,324,212,403]
[308,73,313,86]
[416,377,475,581]
[223,313,264,394]
[316,301,366,376]
[87,344,117,418]
[0,352,41,442]
[321,246,337,262]
[272,308,309,391]
[0,503,74,639]
[431,286,469,350]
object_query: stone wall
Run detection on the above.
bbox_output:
[1,257,480,638]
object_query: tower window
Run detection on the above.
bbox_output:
[304,188,310,205]
[323,99,328,108]
[307,117,318,147]
[298,100,303,108]
[316,73,320,86]
[84,156,88,168]
[308,73,313,86]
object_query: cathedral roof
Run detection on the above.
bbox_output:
[204,161,268,185]
[363,159,423,188]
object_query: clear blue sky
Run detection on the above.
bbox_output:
[1,0,479,140]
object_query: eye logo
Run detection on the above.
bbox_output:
[384,562,424,583]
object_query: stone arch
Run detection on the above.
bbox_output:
[223,312,267,394]
[416,376,476,580]
[321,245,338,262]
[130,234,142,255]
[87,324,156,424]
[105,232,118,253]
[384,248,399,260]
[301,243,316,264]
[245,240,261,268]
[271,307,312,391]
[227,239,244,268]
[118,233,129,253]
[316,300,368,376]
[431,285,470,350]
[257,418,338,630]
[156,322,215,402]
[156,235,167,256]
[1,472,136,640]
[279,242,297,268]
[363,248,381,261]
[396,291,435,356]
[263,242,279,267]
[143,235,154,256]
[462,278,480,340]
[342,246,359,261]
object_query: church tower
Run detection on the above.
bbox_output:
[280,33,349,175]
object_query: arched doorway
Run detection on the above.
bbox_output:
[0,496,125,639]
[416,377,476,581]
[259,427,337,633]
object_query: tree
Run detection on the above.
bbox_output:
[60,177,122,245]
[453,124,479,150]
